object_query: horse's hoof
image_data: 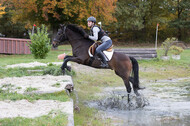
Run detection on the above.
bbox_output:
[134,91,140,96]
[62,70,66,75]
[61,68,66,75]
[138,86,146,90]
[66,66,71,72]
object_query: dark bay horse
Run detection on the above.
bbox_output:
[53,24,143,102]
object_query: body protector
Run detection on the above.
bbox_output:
[90,25,108,41]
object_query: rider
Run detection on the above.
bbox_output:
[84,16,112,68]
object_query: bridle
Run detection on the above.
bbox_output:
[54,25,67,43]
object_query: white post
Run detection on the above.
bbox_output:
[98,22,102,28]
[155,23,159,49]
[32,26,34,35]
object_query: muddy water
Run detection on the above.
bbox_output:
[88,78,190,126]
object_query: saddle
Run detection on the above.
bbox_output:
[89,42,113,56]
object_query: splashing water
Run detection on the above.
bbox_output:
[89,90,149,111]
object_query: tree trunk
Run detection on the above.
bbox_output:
[177,0,182,40]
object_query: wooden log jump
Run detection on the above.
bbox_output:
[114,48,157,60]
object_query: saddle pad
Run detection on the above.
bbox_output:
[103,50,114,61]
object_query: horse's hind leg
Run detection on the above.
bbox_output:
[123,78,131,103]
[115,71,131,102]
[129,77,140,96]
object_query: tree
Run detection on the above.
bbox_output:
[168,0,190,40]
[87,0,117,25]
[114,0,176,42]
[0,4,5,16]
[2,0,117,39]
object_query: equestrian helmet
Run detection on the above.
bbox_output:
[87,16,96,23]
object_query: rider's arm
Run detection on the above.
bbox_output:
[89,27,100,41]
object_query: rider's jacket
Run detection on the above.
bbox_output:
[90,25,107,41]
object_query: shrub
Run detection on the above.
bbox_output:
[170,45,184,55]
[29,24,51,59]
[161,37,177,56]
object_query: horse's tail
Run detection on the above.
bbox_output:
[129,56,141,90]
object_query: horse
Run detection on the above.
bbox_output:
[53,24,144,102]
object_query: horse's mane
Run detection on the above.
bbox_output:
[67,24,87,37]
[66,24,94,44]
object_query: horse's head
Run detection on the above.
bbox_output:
[53,24,68,48]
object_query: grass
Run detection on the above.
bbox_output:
[0,45,72,67]
[73,102,111,126]
[0,111,68,126]
[0,64,75,78]
[25,87,38,93]
[138,49,190,80]
[52,82,61,88]
[0,87,69,102]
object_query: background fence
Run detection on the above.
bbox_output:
[114,48,157,60]
[0,37,31,54]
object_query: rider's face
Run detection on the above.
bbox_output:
[88,21,94,28]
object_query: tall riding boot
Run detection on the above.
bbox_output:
[97,52,109,68]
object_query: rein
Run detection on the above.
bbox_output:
[69,37,85,41]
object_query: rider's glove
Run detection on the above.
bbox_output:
[84,33,89,39]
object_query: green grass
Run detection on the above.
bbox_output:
[52,82,61,88]
[25,87,38,93]
[73,102,111,126]
[0,45,72,67]
[0,65,75,78]
[0,111,68,126]
[138,49,190,80]
[0,88,69,102]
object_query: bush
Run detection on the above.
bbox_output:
[161,37,177,56]
[29,24,51,59]
[170,45,184,55]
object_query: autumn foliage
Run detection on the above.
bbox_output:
[3,0,117,29]
[0,4,5,16]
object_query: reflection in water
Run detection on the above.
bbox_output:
[88,78,190,126]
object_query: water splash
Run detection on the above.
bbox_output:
[96,91,149,110]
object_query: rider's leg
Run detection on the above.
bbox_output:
[97,51,108,67]
[95,39,112,67]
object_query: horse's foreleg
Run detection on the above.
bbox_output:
[61,55,73,72]
[61,56,82,73]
